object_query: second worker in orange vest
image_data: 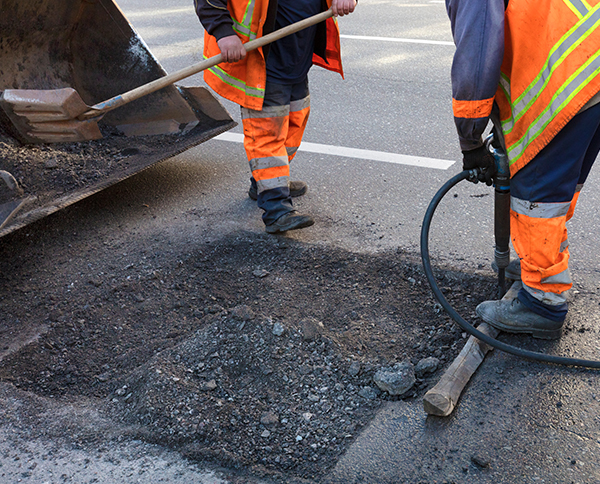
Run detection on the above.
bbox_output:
[447,0,600,339]
[195,0,356,234]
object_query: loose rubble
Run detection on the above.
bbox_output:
[114,306,384,480]
[373,361,416,396]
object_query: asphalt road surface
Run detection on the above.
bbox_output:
[2,0,600,482]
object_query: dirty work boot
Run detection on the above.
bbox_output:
[265,211,314,234]
[491,259,521,280]
[476,298,564,340]
[248,180,308,201]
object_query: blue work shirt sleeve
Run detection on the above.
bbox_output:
[446,0,505,151]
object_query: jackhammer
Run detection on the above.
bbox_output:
[420,134,600,369]
[487,134,511,298]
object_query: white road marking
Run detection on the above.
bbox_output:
[340,34,454,46]
[214,132,455,170]
[125,7,195,17]
[125,10,453,47]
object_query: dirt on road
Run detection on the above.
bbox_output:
[0,207,498,483]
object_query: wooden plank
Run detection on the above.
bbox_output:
[423,281,521,417]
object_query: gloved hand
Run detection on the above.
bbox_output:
[462,145,496,186]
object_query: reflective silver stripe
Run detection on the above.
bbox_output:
[290,95,310,113]
[575,182,584,192]
[511,196,571,218]
[523,283,568,305]
[241,104,289,120]
[508,51,600,161]
[498,75,513,124]
[499,73,511,98]
[502,6,600,135]
[207,63,264,98]
[250,155,288,172]
[560,238,569,252]
[286,146,298,157]
[541,268,572,286]
[235,0,257,39]
[565,0,591,17]
[233,20,254,38]
[257,176,289,191]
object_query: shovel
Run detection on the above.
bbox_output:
[0,8,333,144]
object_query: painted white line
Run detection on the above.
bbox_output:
[125,7,195,18]
[214,132,455,170]
[340,34,454,46]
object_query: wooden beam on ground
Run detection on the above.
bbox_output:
[423,281,522,417]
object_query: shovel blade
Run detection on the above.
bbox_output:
[28,119,103,143]
[0,88,102,143]
[1,88,90,121]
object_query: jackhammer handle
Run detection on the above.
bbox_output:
[494,190,510,258]
[494,188,511,296]
[79,8,334,120]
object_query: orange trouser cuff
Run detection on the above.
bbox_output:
[510,209,571,294]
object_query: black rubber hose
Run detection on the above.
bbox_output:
[420,170,600,368]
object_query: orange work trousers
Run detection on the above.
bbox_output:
[241,79,310,225]
[510,102,600,319]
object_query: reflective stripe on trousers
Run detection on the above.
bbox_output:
[510,195,574,306]
[241,79,310,225]
[510,101,600,309]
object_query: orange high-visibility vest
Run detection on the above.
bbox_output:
[495,0,600,176]
[203,0,344,111]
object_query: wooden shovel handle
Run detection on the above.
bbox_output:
[80,8,334,120]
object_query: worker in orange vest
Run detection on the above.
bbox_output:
[195,0,356,234]
[447,0,600,339]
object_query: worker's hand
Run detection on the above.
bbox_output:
[332,0,356,17]
[462,145,496,186]
[217,35,246,63]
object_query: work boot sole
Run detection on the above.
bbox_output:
[265,214,314,234]
[475,304,563,340]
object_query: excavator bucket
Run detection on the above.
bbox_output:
[0,0,236,237]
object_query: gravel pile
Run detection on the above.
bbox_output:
[115,305,383,481]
